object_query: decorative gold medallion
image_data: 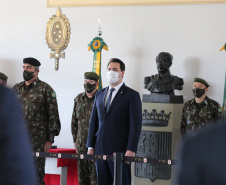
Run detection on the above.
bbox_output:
[46,8,70,70]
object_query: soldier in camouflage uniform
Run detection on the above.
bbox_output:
[0,72,8,86]
[71,72,98,185]
[181,77,222,137]
[13,57,61,185]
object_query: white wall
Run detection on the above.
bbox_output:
[1,0,226,148]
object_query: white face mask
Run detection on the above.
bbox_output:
[106,70,120,84]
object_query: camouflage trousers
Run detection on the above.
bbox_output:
[31,135,46,185]
[77,150,98,185]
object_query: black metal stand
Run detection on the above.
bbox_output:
[113,153,123,185]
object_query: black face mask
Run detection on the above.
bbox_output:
[23,70,35,81]
[84,83,96,93]
[193,88,206,98]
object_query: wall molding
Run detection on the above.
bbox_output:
[47,0,226,7]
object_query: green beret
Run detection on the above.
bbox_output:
[0,72,8,81]
[23,57,41,66]
[194,77,209,87]
[84,72,99,81]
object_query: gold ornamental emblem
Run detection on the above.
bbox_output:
[46,8,70,70]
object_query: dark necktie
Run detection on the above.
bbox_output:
[106,88,115,113]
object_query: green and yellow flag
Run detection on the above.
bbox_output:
[220,43,226,117]
[88,37,108,90]
[222,72,226,116]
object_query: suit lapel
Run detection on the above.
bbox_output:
[107,83,127,115]
[101,87,109,117]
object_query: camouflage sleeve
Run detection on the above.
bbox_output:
[213,102,223,120]
[12,84,19,94]
[12,84,21,103]
[12,84,16,91]
[45,86,61,142]
[71,98,78,143]
[180,104,187,138]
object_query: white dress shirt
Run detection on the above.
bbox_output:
[105,81,124,106]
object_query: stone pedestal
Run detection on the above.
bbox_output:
[132,94,183,185]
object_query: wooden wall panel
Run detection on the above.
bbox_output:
[47,0,226,7]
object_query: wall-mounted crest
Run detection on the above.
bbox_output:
[46,8,70,70]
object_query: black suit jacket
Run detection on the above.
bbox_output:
[87,83,142,155]
[0,85,37,185]
[177,120,226,185]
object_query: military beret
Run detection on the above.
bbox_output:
[84,72,99,81]
[194,77,209,88]
[0,72,8,81]
[23,57,41,66]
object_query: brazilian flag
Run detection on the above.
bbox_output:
[223,72,226,118]
[88,37,108,90]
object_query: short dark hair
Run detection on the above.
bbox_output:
[107,58,125,71]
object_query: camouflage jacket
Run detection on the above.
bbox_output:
[71,92,96,151]
[181,96,222,137]
[13,78,61,142]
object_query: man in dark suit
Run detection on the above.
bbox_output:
[0,85,37,185]
[87,58,142,185]
[176,120,226,185]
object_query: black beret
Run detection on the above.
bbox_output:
[84,72,99,81]
[194,77,209,88]
[23,57,41,66]
[0,72,8,81]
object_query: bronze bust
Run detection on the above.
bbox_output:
[144,52,184,95]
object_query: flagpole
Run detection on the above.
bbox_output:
[88,18,108,90]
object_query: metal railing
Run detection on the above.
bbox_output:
[34,152,177,185]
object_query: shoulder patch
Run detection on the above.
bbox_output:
[218,107,223,113]
[51,92,56,98]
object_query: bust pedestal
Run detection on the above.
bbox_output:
[132,94,183,185]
